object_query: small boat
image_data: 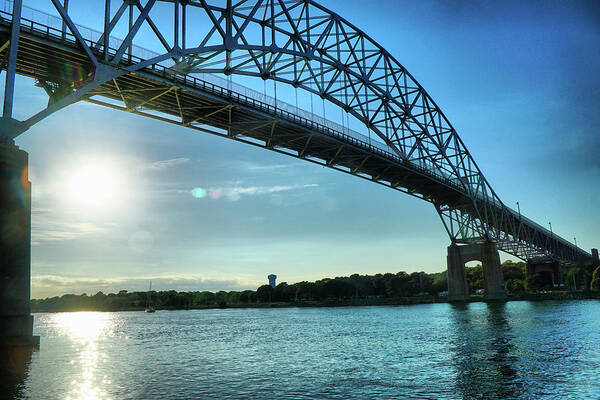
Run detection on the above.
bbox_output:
[145,281,156,313]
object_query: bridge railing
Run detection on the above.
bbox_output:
[0,1,466,191]
[1,1,389,148]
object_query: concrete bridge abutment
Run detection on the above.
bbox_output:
[447,242,506,302]
[0,143,38,347]
[447,244,468,302]
[526,260,561,287]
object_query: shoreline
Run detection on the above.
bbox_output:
[31,291,600,313]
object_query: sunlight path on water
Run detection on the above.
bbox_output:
[51,312,115,400]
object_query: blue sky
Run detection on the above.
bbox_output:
[10,0,600,297]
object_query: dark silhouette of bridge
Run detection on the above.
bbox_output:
[0,0,597,346]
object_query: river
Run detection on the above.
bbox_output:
[2,300,600,399]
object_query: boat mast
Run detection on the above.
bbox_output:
[146,281,152,308]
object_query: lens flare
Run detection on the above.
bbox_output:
[208,188,222,199]
[191,187,207,198]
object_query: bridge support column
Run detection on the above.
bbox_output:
[446,242,506,302]
[447,244,468,302]
[526,260,561,288]
[0,143,38,347]
[480,242,505,300]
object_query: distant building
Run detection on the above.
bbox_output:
[268,274,277,288]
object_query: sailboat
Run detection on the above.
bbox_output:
[145,281,156,313]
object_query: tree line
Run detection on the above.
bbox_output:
[31,261,600,312]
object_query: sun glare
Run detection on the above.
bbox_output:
[53,312,113,400]
[65,159,122,210]
[55,311,111,340]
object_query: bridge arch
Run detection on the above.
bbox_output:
[170,0,472,188]
[0,0,591,265]
[5,0,495,243]
[25,0,484,201]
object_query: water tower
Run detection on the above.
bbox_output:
[268,274,277,288]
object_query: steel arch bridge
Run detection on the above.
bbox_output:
[0,0,593,266]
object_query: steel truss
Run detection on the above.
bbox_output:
[0,0,592,265]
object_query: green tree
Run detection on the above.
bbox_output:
[591,266,600,291]
[466,265,484,293]
[385,272,411,297]
[502,261,526,282]
[566,267,590,291]
[322,278,354,299]
[505,279,524,293]
[256,285,274,302]
[432,271,447,294]
[239,290,255,303]
[196,291,215,305]
[226,291,240,304]
[524,273,544,291]
[294,281,312,300]
[273,282,293,301]
[372,275,387,297]
[581,262,596,292]
[410,271,433,295]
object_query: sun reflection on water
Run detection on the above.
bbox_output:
[54,312,113,400]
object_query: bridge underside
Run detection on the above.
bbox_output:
[0,25,472,210]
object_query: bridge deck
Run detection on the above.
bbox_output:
[0,12,470,209]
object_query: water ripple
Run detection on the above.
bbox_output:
[2,301,600,399]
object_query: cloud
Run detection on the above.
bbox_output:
[31,274,256,298]
[200,183,319,201]
[143,157,191,171]
[235,160,307,172]
[31,217,115,245]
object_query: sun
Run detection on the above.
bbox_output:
[66,159,121,209]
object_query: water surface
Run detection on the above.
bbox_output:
[3,300,600,399]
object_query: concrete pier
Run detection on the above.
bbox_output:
[0,143,38,347]
[447,244,469,302]
[526,260,561,287]
[480,242,505,300]
[447,242,506,302]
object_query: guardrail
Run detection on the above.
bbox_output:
[0,2,464,192]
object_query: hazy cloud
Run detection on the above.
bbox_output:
[235,160,307,172]
[31,274,255,299]
[143,157,191,171]
[31,212,116,245]
[205,183,319,201]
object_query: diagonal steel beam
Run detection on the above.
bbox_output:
[112,0,158,64]
[131,86,175,111]
[50,0,98,66]
[93,1,129,51]
[2,0,21,120]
